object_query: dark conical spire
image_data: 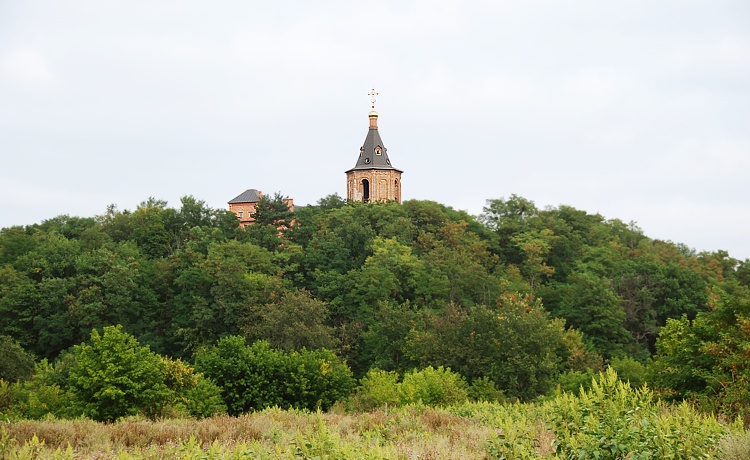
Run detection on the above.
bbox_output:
[346,89,402,173]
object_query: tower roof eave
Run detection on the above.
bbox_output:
[345,166,403,174]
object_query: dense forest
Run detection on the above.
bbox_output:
[1,193,749,424]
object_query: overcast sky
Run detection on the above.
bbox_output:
[1,1,749,260]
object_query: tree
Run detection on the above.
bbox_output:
[360,301,420,373]
[67,325,219,421]
[399,366,469,406]
[123,199,174,259]
[0,335,35,382]
[244,192,294,252]
[541,271,631,358]
[242,289,337,351]
[170,240,283,350]
[481,195,538,233]
[415,221,496,306]
[316,193,346,210]
[406,294,567,400]
[648,281,750,422]
[72,242,158,344]
[0,226,37,265]
[613,260,708,355]
[194,337,354,415]
[337,237,433,315]
[480,194,538,265]
[511,229,556,291]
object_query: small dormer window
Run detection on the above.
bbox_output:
[375,146,382,155]
[386,159,391,165]
[364,158,371,164]
[359,147,364,156]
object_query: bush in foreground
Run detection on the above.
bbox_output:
[194,336,354,415]
[1,326,225,421]
[348,366,503,411]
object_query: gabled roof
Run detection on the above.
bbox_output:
[346,119,402,174]
[228,189,262,204]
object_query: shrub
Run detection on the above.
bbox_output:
[0,360,73,420]
[608,355,646,388]
[168,362,226,419]
[67,326,174,421]
[399,366,468,406]
[554,369,597,395]
[67,325,222,421]
[194,337,354,415]
[0,336,35,383]
[287,347,355,411]
[348,369,400,411]
[546,368,726,458]
[468,376,505,402]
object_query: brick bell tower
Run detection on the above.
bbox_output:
[346,88,403,203]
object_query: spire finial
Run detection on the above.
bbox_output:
[367,87,379,128]
[368,87,379,110]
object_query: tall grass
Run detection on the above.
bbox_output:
[1,372,745,459]
[1,407,496,459]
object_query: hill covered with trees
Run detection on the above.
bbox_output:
[1,193,749,425]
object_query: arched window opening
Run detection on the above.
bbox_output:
[362,179,370,202]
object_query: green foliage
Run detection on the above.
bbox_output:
[467,376,505,402]
[415,220,497,306]
[1,192,747,424]
[243,289,337,351]
[360,301,419,373]
[170,239,285,349]
[0,226,37,265]
[542,270,631,357]
[163,359,226,419]
[608,355,646,388]
[66,325,221,421]
[406,294,567,400]
[194,336,354,415]
[348,366,469,410]
[481,194,539,265]
[547,368,726,459]
[649,281,750,422]
[347,368,400,411]
[243,192,295,252]
[68,325,172,421]
[561,327,603,373]
[399,366,469,406]
[0,360,73,420]
[614,260,708,354]
[555,369,598,395]
[511,228,556,291]
[0,336,35,382]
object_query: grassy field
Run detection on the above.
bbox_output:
[2,403,749,459]
[4,406,493,459]
[2,372,749,459]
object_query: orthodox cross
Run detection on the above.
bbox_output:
[368,87,379,109]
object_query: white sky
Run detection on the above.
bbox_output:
[1,1,749,260]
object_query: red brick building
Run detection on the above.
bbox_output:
[228,189,294,228]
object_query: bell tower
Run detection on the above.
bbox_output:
[346,88,403,203]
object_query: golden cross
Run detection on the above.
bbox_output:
[368,87,379,108]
